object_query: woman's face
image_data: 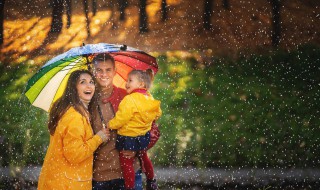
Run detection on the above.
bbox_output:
[76,73,95,104]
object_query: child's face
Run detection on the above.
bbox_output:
[126,74,144,93]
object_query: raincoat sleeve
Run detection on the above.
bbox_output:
[156,105,162,120]
[149,93,162,120]
[109,96,135,130]
[62,115,103,164]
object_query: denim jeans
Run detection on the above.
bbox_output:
[92,169,143,190]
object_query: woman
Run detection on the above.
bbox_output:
[38,70,109,190]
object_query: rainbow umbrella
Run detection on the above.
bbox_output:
[25,43,158,112]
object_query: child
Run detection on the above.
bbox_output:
[108,69,161,190]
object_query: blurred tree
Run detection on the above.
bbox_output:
[161,0,168,21]
[269,0,281,47]
[139,0,148,33]
[109,0,118,29]
[65,0,72,28]
[50,0,64,33]
[203,0,213,30]
[92,0,97,16]
[0,0,4,45]
[222,0,229,10]
[83,0,90,37]
[119,0,128,21]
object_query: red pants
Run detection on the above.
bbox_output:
[119,151,154,189]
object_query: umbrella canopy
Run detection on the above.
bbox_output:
[25,43,158,112]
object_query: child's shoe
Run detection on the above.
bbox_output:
[146,179,158,190]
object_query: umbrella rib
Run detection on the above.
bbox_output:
[59,64,85,72]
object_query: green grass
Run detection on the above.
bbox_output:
[0,63,48,167]
[150,44,320,168]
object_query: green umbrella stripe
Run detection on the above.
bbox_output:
[50,63,85,107]
[25,64,68,103]
[31,61,85,111]
[25,56,83,91]
[25,57,86,103]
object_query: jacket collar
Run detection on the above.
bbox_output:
[130,88,148,95]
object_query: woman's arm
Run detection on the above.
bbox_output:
[62,115,103,164]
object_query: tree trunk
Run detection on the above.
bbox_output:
[119,0,127,21]
[50,0,64,33]
[269,0,281,47]
[0,0,5,45]
[65,0,72,28]
[222,0,229,10]
[203,0,213,30]
[82,0,90,37]
[92,0,97,16]
[139,0,148,33]
[161,0,168,22]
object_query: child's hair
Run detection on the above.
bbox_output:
[128,69,154,89]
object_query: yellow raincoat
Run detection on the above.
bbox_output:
[38,107,103,190]
[109,92,162,137]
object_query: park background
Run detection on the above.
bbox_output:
[0,0,319,189]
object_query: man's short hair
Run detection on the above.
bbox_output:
[92,53,115,68]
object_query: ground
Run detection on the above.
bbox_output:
[1,0,319,65]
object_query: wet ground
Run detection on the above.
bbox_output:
[1,178,319,190]
[1,167,320,189]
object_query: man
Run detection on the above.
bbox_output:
[89,53,142,190]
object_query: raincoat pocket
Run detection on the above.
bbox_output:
[64,171,92,182]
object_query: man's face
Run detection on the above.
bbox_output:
[93,60,116,88]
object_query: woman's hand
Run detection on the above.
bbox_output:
[96,128,110,142]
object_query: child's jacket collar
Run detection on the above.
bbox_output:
[131,88,148,95]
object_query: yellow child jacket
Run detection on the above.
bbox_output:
[109,92,162,137]
[38,107,103,190]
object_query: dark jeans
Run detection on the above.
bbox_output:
[92,169,142,190]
